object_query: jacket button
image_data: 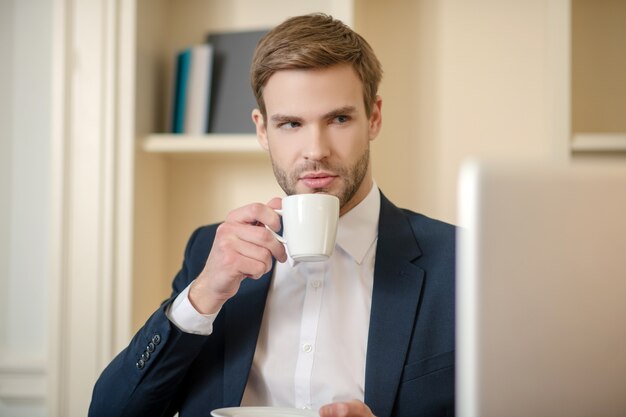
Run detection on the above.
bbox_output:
[146,342,155,353]
[141,351,151,362]
[152,334,161,345]
[136,359,145,369]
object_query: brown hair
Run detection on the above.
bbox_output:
[251,13,383,119]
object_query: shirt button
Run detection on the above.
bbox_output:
[303,343,313,353]
[311,280,321,289]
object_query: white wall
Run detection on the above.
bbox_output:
[0,0,52,415]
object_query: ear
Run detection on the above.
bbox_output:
[252,108,269,150]
[368,96,383,141]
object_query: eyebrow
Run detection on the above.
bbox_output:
[270,114,304,124]
[269,106,358,124]
[323,106,357,120]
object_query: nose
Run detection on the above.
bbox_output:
[302,125,330,161]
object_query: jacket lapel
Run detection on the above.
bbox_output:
[364,193,425,417]
[222,270,273,406]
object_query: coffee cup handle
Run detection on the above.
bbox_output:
[265,209,286,244]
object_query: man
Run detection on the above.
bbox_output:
[90,13,455,417]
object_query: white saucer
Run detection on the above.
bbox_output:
[211,406,318,417]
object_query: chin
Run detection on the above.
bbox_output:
[307,187,339,197]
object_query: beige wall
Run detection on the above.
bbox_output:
[357,0,442,220]
[359,0,569,223]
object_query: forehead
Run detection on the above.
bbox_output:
[262,64,365,116]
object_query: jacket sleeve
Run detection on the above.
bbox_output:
[88,225,218,417]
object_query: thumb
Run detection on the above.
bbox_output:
[266,196,283,210]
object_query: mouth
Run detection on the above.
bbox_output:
[299,172,338,189]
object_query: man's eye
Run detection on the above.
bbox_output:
[334,115,350,124]
[279,121,300,129]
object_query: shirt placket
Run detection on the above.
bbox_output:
[293,261,326,410]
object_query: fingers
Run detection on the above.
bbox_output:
[226,201,282,233]
[215,235,272,278]
[219,219,286,264]
[217,223,285,273]
[224,200,287,262]
[190,199,287,314]
[319,400,375,417]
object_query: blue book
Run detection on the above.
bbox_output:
[171,48,192,133]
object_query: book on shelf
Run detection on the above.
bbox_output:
[207,29,268,134]
[171,44,214,135]
[169,29,268,136]
[171,48,191,133]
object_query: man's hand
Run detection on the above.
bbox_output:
[319,400,376,417]
[188,198,287,314]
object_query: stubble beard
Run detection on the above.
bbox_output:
[270,144,370,209]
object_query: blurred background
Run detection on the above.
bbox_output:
[1,0,624,416]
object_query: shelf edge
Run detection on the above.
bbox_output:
[571,133,626,152]
[142,134,264,153]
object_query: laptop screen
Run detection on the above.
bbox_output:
[456,160,626,417]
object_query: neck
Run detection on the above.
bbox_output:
[340,176,373,216]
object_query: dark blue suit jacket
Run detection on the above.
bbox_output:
[89,192,456,417]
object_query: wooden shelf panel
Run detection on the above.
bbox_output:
[571,133,626,153]
[142,134,263,153]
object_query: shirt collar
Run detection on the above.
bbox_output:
[335,181,380,264]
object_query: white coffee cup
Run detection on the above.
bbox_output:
[267,193,340,262]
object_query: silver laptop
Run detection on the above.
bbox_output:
[456,161,626,417]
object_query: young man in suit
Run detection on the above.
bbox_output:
[90,13,455,417]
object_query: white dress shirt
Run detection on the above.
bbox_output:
[167,184,380,411]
